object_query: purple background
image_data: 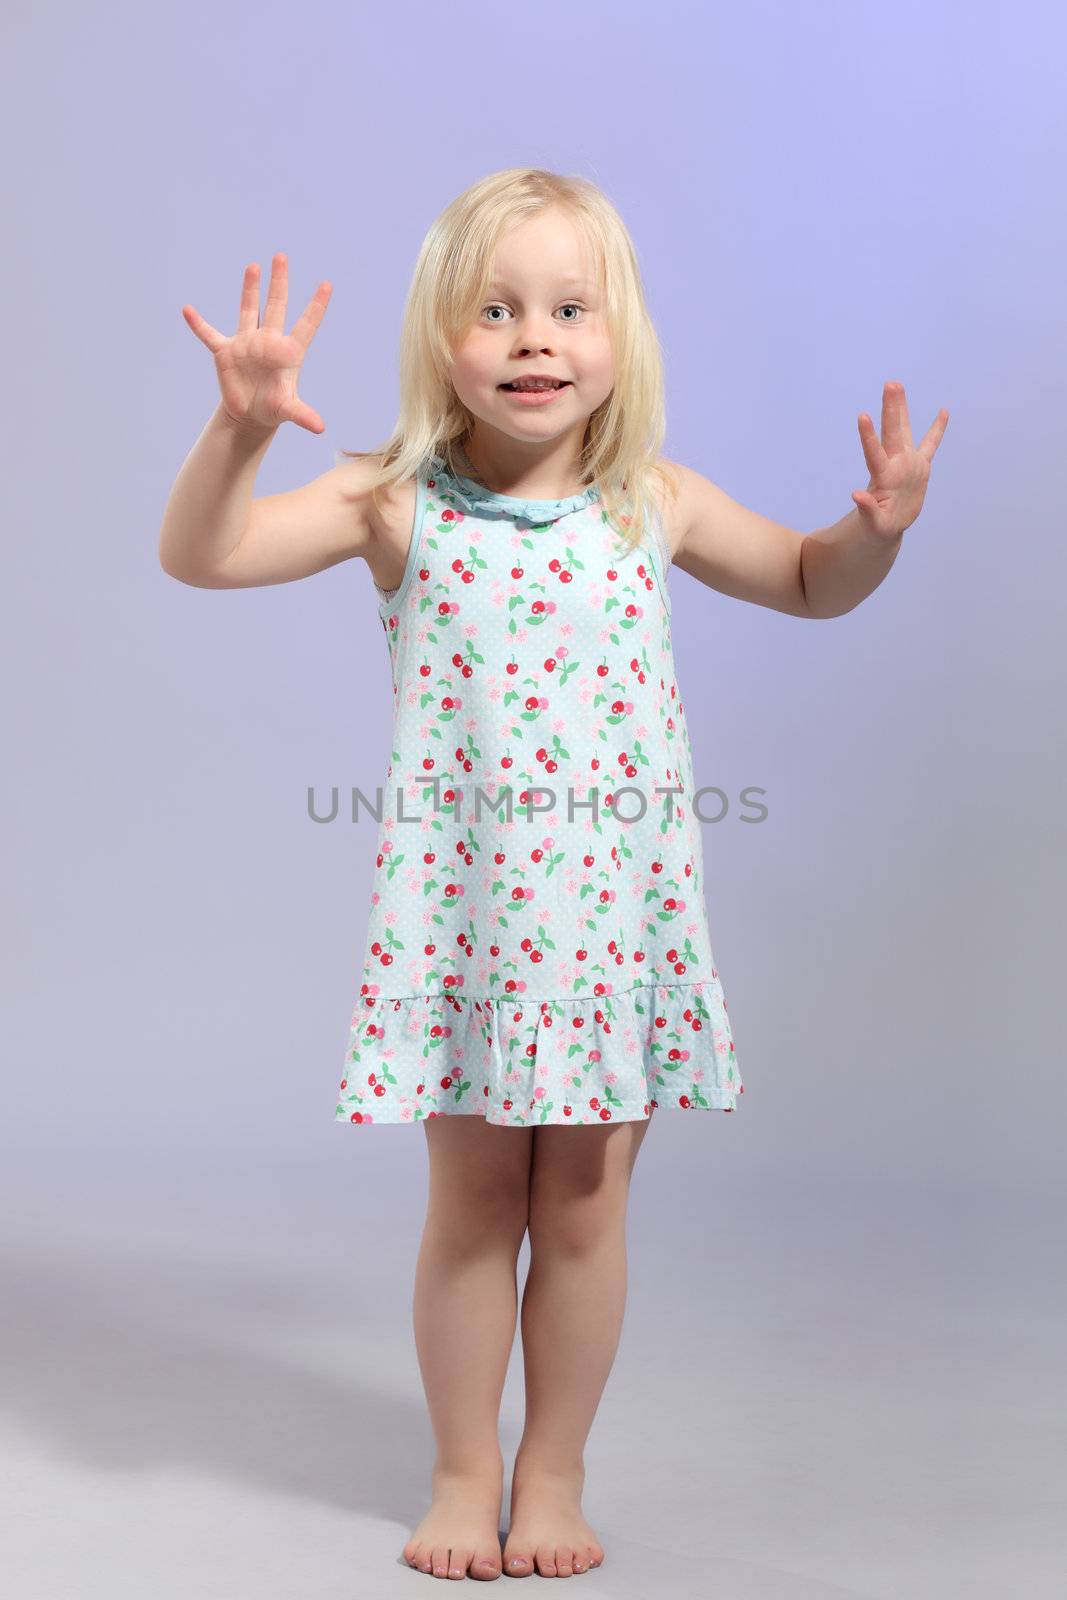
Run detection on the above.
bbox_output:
[4,2,1064,1593]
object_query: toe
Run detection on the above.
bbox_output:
[556,1546,575,1575]
[504,1550,533,1575]
[472,1549,502,1580]
[535,1543,558,1576]
[430,1544,451,1577]
[448,1547,472,1579]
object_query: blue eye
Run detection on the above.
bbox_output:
[483,302,585,322]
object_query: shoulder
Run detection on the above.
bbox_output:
[333,451,421,592]
[648,455,694,561]
[334,450,419,540]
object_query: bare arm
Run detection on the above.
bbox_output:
[160,252,378,588]
[668,459,814,619]
[158,403,377,589]
[668,384,949,620]
[158,403,278,585]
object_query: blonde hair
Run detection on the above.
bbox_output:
[339,166,678,555]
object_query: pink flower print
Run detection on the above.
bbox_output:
[405,687,420,708]
[551,718,567,734]
[514,627,529,645]
[463,623,478,639]
[603,1070,618,1087]
[383,910,398,928]
[488,681,503,702]
[399,1105,415,1122]
[599,627,615,646]
[490,588,507,609]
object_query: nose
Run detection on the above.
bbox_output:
[513,317,557,355]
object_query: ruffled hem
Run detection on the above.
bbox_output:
[333,980,743,1127]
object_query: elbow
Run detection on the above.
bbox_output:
[159,554,220,589]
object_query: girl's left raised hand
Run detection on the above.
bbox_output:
[851,380,949,540]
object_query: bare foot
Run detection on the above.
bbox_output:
[402,1463,505,1581]
[502,1459,604,1578]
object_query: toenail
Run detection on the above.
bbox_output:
[450,1569,462,1578]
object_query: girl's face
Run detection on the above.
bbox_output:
[449,208,614,451]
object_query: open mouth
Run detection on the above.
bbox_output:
[498,380,571,391]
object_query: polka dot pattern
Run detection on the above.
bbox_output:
[334,454,743,1126]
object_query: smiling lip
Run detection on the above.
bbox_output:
[499,384,571,405]
[498,376,571,390]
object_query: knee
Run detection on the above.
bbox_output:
[437,1182,531,1252]
[527,1181,626,1256]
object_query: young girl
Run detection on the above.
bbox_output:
[163,167,947,1581]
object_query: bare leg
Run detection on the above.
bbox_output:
[402,1113,533,1581]
[503,1113,652,1579]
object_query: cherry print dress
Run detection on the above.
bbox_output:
[334,450,743,1127]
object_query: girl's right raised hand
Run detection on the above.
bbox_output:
[182,253,332,435]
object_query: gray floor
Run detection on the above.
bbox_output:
[3,1151,1062,1600]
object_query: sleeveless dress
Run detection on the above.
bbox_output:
[334,450,743,1127]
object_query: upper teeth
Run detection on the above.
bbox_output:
[509,379,562,390]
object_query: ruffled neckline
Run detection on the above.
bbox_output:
[428,451,601,524]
